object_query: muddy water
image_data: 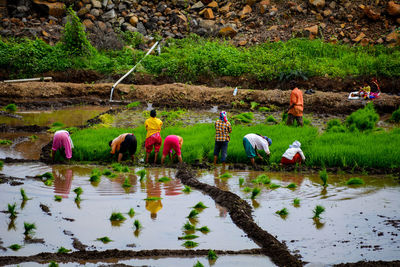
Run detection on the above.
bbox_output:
[0,163,273,266]
[0,106,109,127]
[199,167,400,265]
[0,133,51,159]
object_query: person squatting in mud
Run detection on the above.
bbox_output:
[109,133,137,163]
[286,82,304,127]
[145,109,163,164]
[51,130,74,162]
[214,111,232,166]
[242,133,272,168]
[161,135,183,164]
[280,140,306,165]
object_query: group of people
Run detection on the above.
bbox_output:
[52,85,307,167]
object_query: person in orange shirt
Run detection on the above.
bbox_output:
[286,83,304,127]
[145,110,163,164]
[109,133,137,163]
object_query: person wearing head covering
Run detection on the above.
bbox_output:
[281,140,306,165]
[109,133,137,163]
[214,111,232,165]
[51,130,74,162]
[243,133,272,168]
[145,109,163,164]
[286,83,304,127]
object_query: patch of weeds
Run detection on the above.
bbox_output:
[391,107,400,122]
[178,234,199,240]
[158,176,171,182]
[0,139,12,145]
[9,244,22,251]
[111,163,122,172]
[219,172,232,179]
[266,115,277,123]
[23,222,36,235]
[286,183,297,189]
[250,101,259,110]
[122,178,132,188]
[4,103,17,112]
[313,205,325,219]
[197,226,210,233]
[126,101,141,109]
[207,249,218,260]
[187,210,199,219]
[133,219,141,230]
[136,169,146,181]
[193,202,208,209]
[232,112,254,124]
[97,236,112,243]
[7,203,17,218]
[293,198,300,206]
[251,187,261,199]
[319,169,328,187]
[194,260,204,267]
[182,240,198,248]
[110,212,126,222]
[276,208,289,216]
[259,107,271,112]
[183,222,196,231]
[54,195,62,202]
[243,186,252,192]
[20,188,29,201]
[182,185,192,193]
[122,166,130,172]
[269,183,281,189]
[346,177,364,185]
[239,177,245,186]
[128,208,135,217]
[252,174,271,185]
[57,247,71,253]
[144,196,162,201]
[346,102,379,132]
[102,169,112,176]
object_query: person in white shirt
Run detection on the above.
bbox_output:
[243,133,272,168]
[281,140,305,165]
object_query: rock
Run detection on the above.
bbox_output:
[259,0,270,14]
[191,1,204,10]
[219,26,237,38]
[201,8,214,19]
[309,0,325,8]
[362,6,380,21]
[90,8,101,17]
[376,38,384,44]
[268,25,278,30]
[102,0,108,7]
[102,9,116,20]
[91,0,102,9]
[42,30,49,37]
[207,1,218,8]
[136,21,147,35]
[360,38,369,46]
[97,20,107,31]
[304,25,318,35]
[219,2,231,13]
[323,9,332,16]
[239,39,247,46]
[157,2,167,13]
[328,1,336,9]
[32,0,65,17]
[201,0,212,4]
[386,31,400,43]
[77,7,90,17]
[387,1,400,16]
[241,5,252,16]
[352,32,366,42]
[83,18,94,29]
[129,16,138,26]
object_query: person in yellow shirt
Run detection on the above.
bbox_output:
[145,110,163,164]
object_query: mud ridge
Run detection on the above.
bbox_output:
[0,124,49,133]
[176,164,303,267]
[0,248,264,265]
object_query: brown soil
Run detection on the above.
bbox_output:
[1,81,399,115]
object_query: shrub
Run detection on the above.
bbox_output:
[4,103,17,112]
[345,103,379,132]
[326,119,346,133]
[391,107,400,122]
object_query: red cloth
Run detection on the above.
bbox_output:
[145,132,162,153]
[281,152,302,165]
[162,135,181,156]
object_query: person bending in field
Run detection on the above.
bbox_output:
[281,140,305,165]
[52,130,74,162]
[286,82,304,127]
[214,111,232,166]
[145,109,163,164]
[161,135,183,164]
[243,133,272,168]
[109,133,137,163]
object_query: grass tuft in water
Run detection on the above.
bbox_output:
[144,196,162,201]
[4,103,17,112]
[193,202,208,209]
[73,187,83,202]
[128,208,135,217]
[346,177,365,185]
[9,244,22,251]
[0,139,12,145]
[54,195,62,202]
[187,210,200,218]
[252,174,271,185]
[183,222,196,231]
[293,198,300,206]
[49,261,59,267]
[122,166,130,172]
[196,226,210,233]
[182,240,198,248]
[178,234,199,240]
[207,249,218,260]
[219,172,232,179]
[239,177,245,186]
[269,183,281,189]
[102,169,112,176]
[110,212,126,222]
[158,176,171,182]
[40,172,54,179]
[182,185,192,193]
[319,169,328,187]
[97,236,112,243]
[134,219,141,230]
[7,203,17,218]
[57,247,71,254]
[111,163,122,172]
[251,187,261,199]
[90,168,101,183]
[276,208,289,216]
[286,183,297,189]
[23,222,36,235]
[243,186,252,192]
[136,169,146,181]
[194,260,204,267]
[313,205,325,219]
[122,177,132,188]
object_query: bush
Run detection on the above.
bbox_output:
[4,103,17,112]
[345,103,379,132]
[391,107,400,123]
[326,119,346,133]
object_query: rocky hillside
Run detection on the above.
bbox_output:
[1,0,400,48]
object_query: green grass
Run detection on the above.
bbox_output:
[182,240,198,248]
[182,185,192,193]
[97,236,113,243]
[4,103,17,112]
[346,177,365,185]
[276,208,289,216]
[319,169,328,187]
[293,198,300,206]
[9,244,22,251]
[134,219,141,230]
[266,115,277,123]
[391,107,400,122]
[232,112,254,124]
[23,222,36,235]
[313,205,325,219]
[110,212,126,222]
[57,247,71,253]
[193,202,208,209]
[158,176,171,182]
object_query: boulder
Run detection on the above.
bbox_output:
[387,1,400,16]
[32,0,65,17]
[309,0,325,8]
[218,26,237,38]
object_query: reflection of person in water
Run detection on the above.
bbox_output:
[53,167,73,198]
[145,178,163,220]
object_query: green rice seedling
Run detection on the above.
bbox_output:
[0,139,12,145]
[49,261,59,267]
[207,249,218,260]
[196,226,210,233]
[259,107,271,112]
[5,103,17,112]
[345,103,379,132]
[252,174,271,185]
[269,183,281,189]
[0,160,3,168]
[57,247,71,253]
[276,208,289,216]
[239,177,245,186]
[110,212,126,222]
[232,112,254,124]
[178,234,199,240]
[136,169,146,181]
[144,196,162,201]
[250,101,259,110]
[54,195,62,202]
[89,173,100,183]
[293,198,300,206]
[266,115,277,123]
[40,172,54,179]
[286,183,297,189]
[97,236,112,243]
[20,188,29,201]
[30,135,38,141]
[187,210,199,219]
[111,163,122,172]
[73,187,83,202]
[313,205,325,219]
[7,203,17,218]
[108,173,118,179]
[193,202,208,209]
[121,166,130,172]
[194,260,204,267]
[346,177,365,185]
[183,222,196,231]
[219,172,232,179]
[102,169,112,176]
[9,244,22,251]
[23,222,36,235]
[122,177,132,188]
[182,240,198,248]
[134,219,141,230]
[319,169,328,187]
[251,187,261,199]
[128,208,135,217]
[158,176,171,182]
[126,101,141,109]
[243,186,252,192]
[44,179,53,186]
[182,185,192,193]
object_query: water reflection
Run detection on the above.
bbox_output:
[53,167,73,198]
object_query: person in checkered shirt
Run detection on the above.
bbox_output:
[213,111,232,165]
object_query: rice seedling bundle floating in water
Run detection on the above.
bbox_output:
[23,222,36,235]
[110,212,126,222]
[269,183,281,189]
[219,172,232,179]
[97,236,112,243]
[346,177,365,185]
[319,169,328,187]
[57,247,71,253]
[182,240,198,248]
[9,244,22,251]
[128,208,135,217]
[293,198,300,206]
[193,202,208,209]
[178,234,199,240]
[286,183,297,189]
[208,249,218,260]
[158,176,171,182]
[183,222,195,231]
[276,208,289,216]
[313,205,325,219]
[182,185,192,193]
[251,187,261,199]
[187,210,200,218]
[134,219,141,230]
[197,226,210,233]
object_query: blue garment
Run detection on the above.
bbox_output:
[214,141,229,162]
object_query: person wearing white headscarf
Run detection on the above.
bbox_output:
[281,140,305,165]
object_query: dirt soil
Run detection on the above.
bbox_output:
[1,81,400,115]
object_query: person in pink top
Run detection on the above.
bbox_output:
[52,130,73,162]
[161,135,183,164]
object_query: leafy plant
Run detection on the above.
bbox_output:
[110,212,126,222]
[276,208,289,216]
[182,185,192,193]
[313,205,325,219]
[134,219,141,230]
[182,240,198,248]
[286,183,297,189]
[57,247,71,253]
[7,203,17,218]
[9,244,22,251]
[136,169,146,181]
[97,236,112,243]
[196,226,210,233]
[319,169,328,187]
[219,172,232,179]
[187,210,199,218]
[346,177,365,185]
[193,202,208,209]
[251,187,261,199]
[23,222,36,235]
[207,249,218,260]
[122,177,132,188]
[54,195,62,202]
[128,208,135,217]
[20,188,29,201]
[239,177,245,186]
[4,103,17,112]
[293,198,300,206]
[158,176,171,182]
